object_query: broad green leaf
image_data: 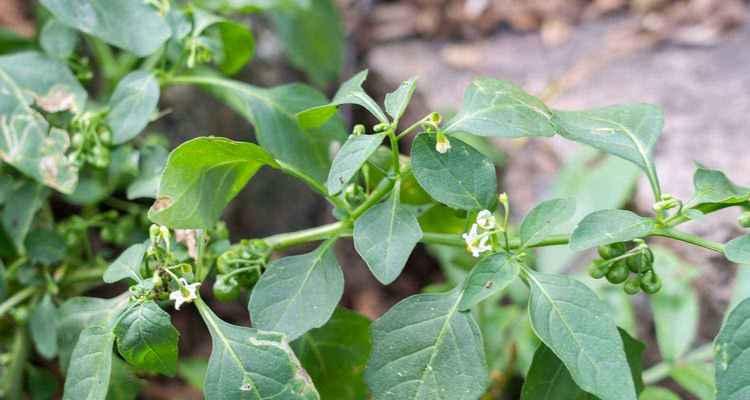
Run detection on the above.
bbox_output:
[649,247,698,361]
[249,241,343,340]
[103,242,147,284]
[29,293,59,359]
[730,267,750,309]
[148,137,277,229]
[197,302,319,399]
[326,133,385,195]
[365,290,488,399]
[536,148,640,273]
[40,0,171,57]
[126,144,168,199]
[57,295,130,370]
[411,133,497,210]
[292,308,371,400]
[443,78,557,138]
[298,70,387,129]
[724,234,750,264]
[670,363,715,400]
[520,198,576,248]
[687,166,750,211]
[569,210,654,251]
[40,19,78,59]
[25,228,67,266]
[385,77,417,123]
[714,297,750,400]
[354,185,422,284]
[554,104,663,196]
[182,74,345,184]
[195,0,310,12]
[271,0,344,86]
[62,325,115,400]
[106,70,160,144]
[526,270,637,400]
[458,252,519,311]
[114,301,179,376]
[521,328,644,400]
[639,387,680,400]
[177,357,208,390]
[189,8,255,75]
[1,180,48,252]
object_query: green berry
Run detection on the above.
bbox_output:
[739,211,750,228]
[213,276,240,302]
[598,243,628,260]
[623,276,641,295]
[627,249,653,273]
[588,259,609,279]
[640,271,662,294]
[606,261,629,284]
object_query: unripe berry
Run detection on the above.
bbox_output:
[738,211,750,228]
[213,276,240,302]
[588,259,609,279]
[623,276,641,295]
[598,242,628,260]
[606,261,629,284]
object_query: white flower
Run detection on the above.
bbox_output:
[462,224,492,257]
[169,278,200,310]
[476,209,496,230]
[435,133,451,154]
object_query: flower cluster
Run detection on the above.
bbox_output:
[462,210,497,257]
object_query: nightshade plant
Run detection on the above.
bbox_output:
[1,3,749,400]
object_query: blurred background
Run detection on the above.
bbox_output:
[2,0,750,399]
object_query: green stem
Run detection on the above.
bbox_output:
[0,286,38,319]
[387,128,401,177]
[349,177,396,220]
[650,227,725,254]
[642,343,714,384]
[0,329,28,399]
[396,116,429,140]
[264,222,347,251]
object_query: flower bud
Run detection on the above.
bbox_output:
[738,211,750,228]
[429,112,442,125]
[352,124,366,136]
[435,132,451,154]
[373,122,390,132]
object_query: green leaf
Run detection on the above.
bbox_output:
[569,209,654,251]
[639,387,681,400]
[249,241,343,340]
[184,74,345,185]
[126,144,168,199]
[354,184,422,284]
[385,77,417,123]
[177,357,208,390]
[536,149,640,273]
[106,70,160,144]
[62,325,115,400]
[148,137,277,229]
[688,166,750,210]
[411,133,497,210]
[114,301,179,376]
[103,242,147,284]
[714,297,750,400]
[2,180,48,252]
[458,252,519,311]
[443,78,557,138]
[197,301,319,399]
[526,270,637,400]
[730,267,750,309]
[107,359,141,400]
[725,234,750,264]
[190,8,255,75]
[25,228,67,266]
[520,198,576,248]
[298,70,387,129]
[271,0,344,86]
[29,294,59,359]
[40,19,78,59]
[57,295,130,370]
[0,52,85,193]
[365,290,488,399]
[649,247,699,361]
[40,0,171,57]
[521,329,644,400]
[27,364,59,400]
[554,104,663,196]
[292,308,371,400]
[326,133,385,195]
[670,363,715,400]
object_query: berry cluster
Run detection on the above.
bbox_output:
[589,240,662,294]
[212,239,270,302]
